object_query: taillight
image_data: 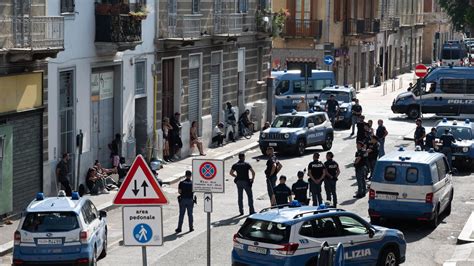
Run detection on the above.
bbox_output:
[369,189,376,200]
[77,258,89,264]
[80,231,88,244]
[14,231,21,245]
[12,259,24,265]
[425,193,433,204]
[276,243,299,255]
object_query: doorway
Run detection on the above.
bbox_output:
[59,70,75,185]
[0,126,12,215]
[135,97,147,156]
[211,52,222,128]
[368,50,375,86]
[238,48,246,112]
[162,59,175,120]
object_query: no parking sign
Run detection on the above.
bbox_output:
[192,159,225,193]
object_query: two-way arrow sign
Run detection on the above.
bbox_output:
[132,180,149,197]
[204,193,212,213]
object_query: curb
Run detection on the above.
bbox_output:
[458,212,474,244]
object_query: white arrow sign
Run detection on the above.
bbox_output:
[204,193,212,213]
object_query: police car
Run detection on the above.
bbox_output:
[232,203,406,266]
[435,118,474,167]
[259,111,334,156]
[13,191,108,265]
[313,85,357,128]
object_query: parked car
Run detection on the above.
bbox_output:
[313,85,357,128]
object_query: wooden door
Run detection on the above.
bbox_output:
[162,59,175,120]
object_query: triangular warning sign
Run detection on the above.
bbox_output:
[113,155,169,205]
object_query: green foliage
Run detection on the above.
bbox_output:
[438,0,474,30]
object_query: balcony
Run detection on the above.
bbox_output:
[400,14,415,27]
[283,18,322,39]
[0,16,64,62]
[343,18,365,35]
[163,14,203,39]
[364,18,380,34]
[415,13,424,26]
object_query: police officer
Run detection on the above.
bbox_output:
[354,141,368,198]
[292,171,309,205]
[308,152,326,206]
[272,175,292,206]
[367,135,380,179]
[324,152,340,207]
[325,94,339,126]
[351,99,363,136]
[414,118,426,150]
[356,115,366,142]
[440,128,456,168]
[176,170,194,233]
[265,147,282,206]
[376,119,388,157]
[425,127,437,151]
[229,153,256,215]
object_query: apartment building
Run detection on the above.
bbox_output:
[155,0,272,156]
[0,0,64,215]
[421,0,453,64]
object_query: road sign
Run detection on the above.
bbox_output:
[324,55,334,65]
[122,206,163,246]
[204,193,212,213]
[415,64,428,78]
[192,159,224,193]
[114,155,169,205]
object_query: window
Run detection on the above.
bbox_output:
[384,166,397,181]
[406,167,418,183]
[440,79,466,94]
[135,61,146,95]
[22,212,79,232]
[257,47,263,81]
[334,0,342,22]
[436,159,447,181]
[60,0,75,14]
[314,115,326,125]
[306,116,315,127]
[313,79,333,92]
[238,219,290,244]
[338,216,368,236]
[299,217,339,238]
[272,116,304,128]
[295,0,311,21]
[275,80,290,95]
[237,0,248,13]
[81,201,97,224]
[192,0,200,13]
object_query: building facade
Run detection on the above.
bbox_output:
[421,0,453,64]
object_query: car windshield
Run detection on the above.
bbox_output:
[272,116,304,128]
[237,218,290,244]
[442,49,461,59]
[319,91,350,103]
[436,126,472,140]
[22,212,79,232]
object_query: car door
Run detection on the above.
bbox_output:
[83,201,103,252]
[313,114,327,143]
[306,116,317,145]
[435,158,451,211]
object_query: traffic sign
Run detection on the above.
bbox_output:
[113,155,169,205]
[192,159,224,193]
[123,206,163,246]
[324,55,334,65]
[204,193,212,213]
[415,64,428,78]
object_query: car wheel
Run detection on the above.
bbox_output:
[377,248,398,266]
[407,106,420,119]
[322,135,333,151]
[429,205,439,229]
[99,231,107,259]
[295,139,305,156]
[445,190,453,216]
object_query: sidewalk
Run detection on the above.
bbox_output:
[0,134,259,256]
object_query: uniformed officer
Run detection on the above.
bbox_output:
[230,153,256,215]
[308,152,326,206]
[440,128,456,168]
[366,135,380,179]
[425,127,437,151]
[354,142,368,198]
[325,94,339,126]
[265,147,282,206]
[351,99,363,136]
[292,171,309,205]
[324,152,340,207]
[272,175,292,206]
[414,118,426,150]
[176,170,194,233]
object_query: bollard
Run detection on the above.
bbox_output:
[391,79,396,92]
[382,82,387,96]
[399,78,403,90]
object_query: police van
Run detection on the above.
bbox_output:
[272,70,335,114]
[440,42,467,66]
[368,148,454,228]
[13,191,108,265]
[391,67,474,119]
[313,85,357,128]
[232,203,406,266]
[435,118,474,167]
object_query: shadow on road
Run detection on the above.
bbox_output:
[212,215,247,227]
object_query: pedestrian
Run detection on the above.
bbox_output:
[296,96,307,112]
[56,153,72,196]
[264,147,282,206]
[440,128,456,169]
[367,120,374,137]
[375,64,382,86]
[212,122,225,147]
[190,121,206,156]
[324,152,340,207]
[307,152,326,206]
[272,175,292,206]
[351,99,362,136]
[292,171,309,205]
[414,118,426,150]
[225,102,237,142]
[376,119,388,158]
[238,109,254,136]
[356,115,366,142]
[162,117,173,162]
[229,153,256,215]
[170,112,183,159]
[366,135,380,179]
[176,170,194,233]
[109,133,121,167]
[262,121,270,131]
[325,94,339,126]
[425,127,437,151]
[354,141,368,198]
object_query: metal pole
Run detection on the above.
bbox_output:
[142,246,147,266]
[207,211,211,266]
[305,64,309,110]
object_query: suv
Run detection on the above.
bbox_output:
[232,203,406,266]
[435,118,474,167]
[259,111,334,156]
[13,191,108,266]
[313,85,357,128]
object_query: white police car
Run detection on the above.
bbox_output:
[435,118,474,167]
[13,191,108,265]
[232,203,406,266]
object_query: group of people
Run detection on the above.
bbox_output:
[162,112,184,162]
[414,118,456,167]
[86,161,119,195]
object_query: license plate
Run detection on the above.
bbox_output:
[37,238,62,245]
[376,194,397,200]
[248,245,267,255]
[452,156,455,160]
[269,142,277,147]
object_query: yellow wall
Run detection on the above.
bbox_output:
[0,73,43,114]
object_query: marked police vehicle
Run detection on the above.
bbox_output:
[369,148,453,228]
[313,85,357,128]
[435,118,474,167]
[13,191,108,266]
[391,67,474,119]
[232,203,406,266]
[259,111,334,156]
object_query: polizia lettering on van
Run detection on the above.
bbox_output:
[447,99,474,105]
[345,248,372,260]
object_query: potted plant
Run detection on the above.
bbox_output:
[129,6,149,20]
[272,8,290,37]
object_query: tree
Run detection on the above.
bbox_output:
[437,0,474,31]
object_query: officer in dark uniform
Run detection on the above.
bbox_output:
[307,152,326,206]
[272,175,292,206]
[414,118,426,150]
[354,142,368,198]
[366,135,380,179]
[265,147,282,206]
[324,152,340,207]
[356,115,366,142]
[440,128,456,168]
[425,127,437,151]
[176,170,194,233]
[291,171,309,205]
[230,153,256,215]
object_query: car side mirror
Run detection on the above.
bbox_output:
[308,123,315,128]
[368,228,375,238]
[99,210,107,219]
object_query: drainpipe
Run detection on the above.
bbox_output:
[326,0,331,71]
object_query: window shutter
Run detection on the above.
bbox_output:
[334,0,341,22]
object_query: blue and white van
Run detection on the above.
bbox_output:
[272,70,335,114]
[440,42,467,66]
[368,149,454,228]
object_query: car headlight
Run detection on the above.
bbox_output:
[261,133,266,139]
[284,133,290,139]
[340,108,347,112]
[396,231,405,241]
[463,147,469,153]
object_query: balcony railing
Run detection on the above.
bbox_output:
[344,18,365,35]
[364,18,380,33]
[165,14,202,39]
[212,13,243,35]
[283,18,322,38]
[96,14,142,43]
[415,13,424,25]
[400,14,415,26]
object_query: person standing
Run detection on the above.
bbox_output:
[230,153,256,215]
[176,170,194,233]
[162,117,173,162]
[170,112,183,159]
[425,127,437,151]
[264,147,282,205]
[109,133,121,167]
[354,142,368,198]
[325,94,339,126]
[374,64,382,86]
[323,152,340,207]
[296,96,307,112]
[225,102,237,142]
[440,129,456,169]
[366,136,380,179]
[190,121,206,156]
[351,99,362,136]
[356,115,367,143]
[414,118,426,150]
[307,152,326,206]
[376,119,388,158]
[56,153,72,196]
[292,171,309,205]
[272,175,292,206]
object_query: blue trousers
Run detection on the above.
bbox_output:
[310,181,323,206]
[378,139,385,158]
[324,179,337,206]
[266,176,277,202]
[236,180,255,213]
[356,167,367,196]
[177,198,194,230]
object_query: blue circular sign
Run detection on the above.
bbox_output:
[133,223,153,243]
[324,55,334,65]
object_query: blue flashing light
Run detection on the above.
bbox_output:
[308,108,314,113]
[399,156,406,161]
[71,191,80,200]
[291,109,297,115]
[317,203,327,210]
[428,148,435,153]
[398,147,405,152]
[36,192,44,201]
[466,119,471,124]
[289,200,301,208]
[443,117,448,123]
